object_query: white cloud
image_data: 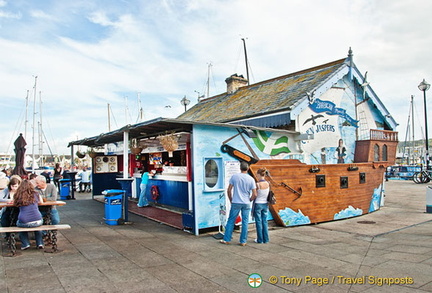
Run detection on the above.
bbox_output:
[0,10,20,19]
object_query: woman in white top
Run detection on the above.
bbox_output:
[253,168,270,243]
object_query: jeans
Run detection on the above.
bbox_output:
[223,203,251,244]
[137,184,149,207]
[253,203,269,243]
[79,182,91,192]
[17,219,43,247]
[40,208,60,225]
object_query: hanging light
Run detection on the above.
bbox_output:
[158,133,179,157]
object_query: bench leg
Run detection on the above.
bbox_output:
[7,233,17,256]
[51,230,58,252]
[44,230,59,253]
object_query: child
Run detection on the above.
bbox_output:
[13,180,44,250]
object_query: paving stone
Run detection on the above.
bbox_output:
[0,181,432,292]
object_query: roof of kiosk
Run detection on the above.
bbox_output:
[68,117,298,147]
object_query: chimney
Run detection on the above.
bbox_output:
[225,74,248,94]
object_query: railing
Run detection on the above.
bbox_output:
[368,129,398,141]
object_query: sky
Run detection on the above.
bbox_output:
[1,0,431,156]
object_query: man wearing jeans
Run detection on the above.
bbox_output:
[220,161,257,246]
[35,175,60,225]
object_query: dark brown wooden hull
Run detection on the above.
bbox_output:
[250,160,387,227]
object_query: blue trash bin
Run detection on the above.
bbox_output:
[103,189,125,225]
[59,179,71,200]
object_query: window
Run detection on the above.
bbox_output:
[204,158,223,191]
[374,144,380,161]
[382,144,388,161]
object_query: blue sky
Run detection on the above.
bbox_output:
[1,0,431,156]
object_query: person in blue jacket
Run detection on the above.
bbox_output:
[137,168,153,207]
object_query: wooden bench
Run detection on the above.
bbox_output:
[0,224,71,256]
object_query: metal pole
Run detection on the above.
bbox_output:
[241,38,250,85]
[423,89,429,170]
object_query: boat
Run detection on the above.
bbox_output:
[386,165,421,180]
[218,127,398,227]
[386,95,425,181]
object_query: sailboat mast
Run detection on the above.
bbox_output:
[402,98,411,165]
[241,38,250,85]
[137,92,143,123]
[31,76,37,172]
[107,103,111,132]
[206,62,212,98]
[38,91,44,166]
[24,90,29,141]
[411,95,415,165]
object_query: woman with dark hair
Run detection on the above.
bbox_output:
[13,180,44,250]
[53,163,63,191]
[1,176,22,239]
[1,176,21,202]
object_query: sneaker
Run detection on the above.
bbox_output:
[219,240,230,245]
[21,245,30,250]
[37,245,44,249]
[238,243,247,246]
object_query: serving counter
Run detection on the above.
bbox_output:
[134,166,189,210]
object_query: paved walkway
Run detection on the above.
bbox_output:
[1,180,432,292]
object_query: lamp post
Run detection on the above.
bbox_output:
[419,79,431,170]
[180,95,190,112]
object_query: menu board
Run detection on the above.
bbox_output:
[94,156,118,173]
[149,153,162,165]
[224,161,240,187]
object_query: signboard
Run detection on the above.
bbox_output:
[94,156,118,173]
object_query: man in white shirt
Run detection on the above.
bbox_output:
[220,161,257,246]
[79,168,92,193]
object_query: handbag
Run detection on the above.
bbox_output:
[267,189,276,205]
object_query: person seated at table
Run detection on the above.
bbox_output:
[34,175,60,225]
[1,176,22,238]
[1,176,21,218]
[28,173,37,187]
[0,176,21,202]
[40,170,51,184]
[0,172,9,199]
[78,167,92,193]
[13,180,44,250]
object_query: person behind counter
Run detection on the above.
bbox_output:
[137,169,153,207]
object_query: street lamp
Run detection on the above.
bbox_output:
[418,79,431,170]
[180,95,190,112]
